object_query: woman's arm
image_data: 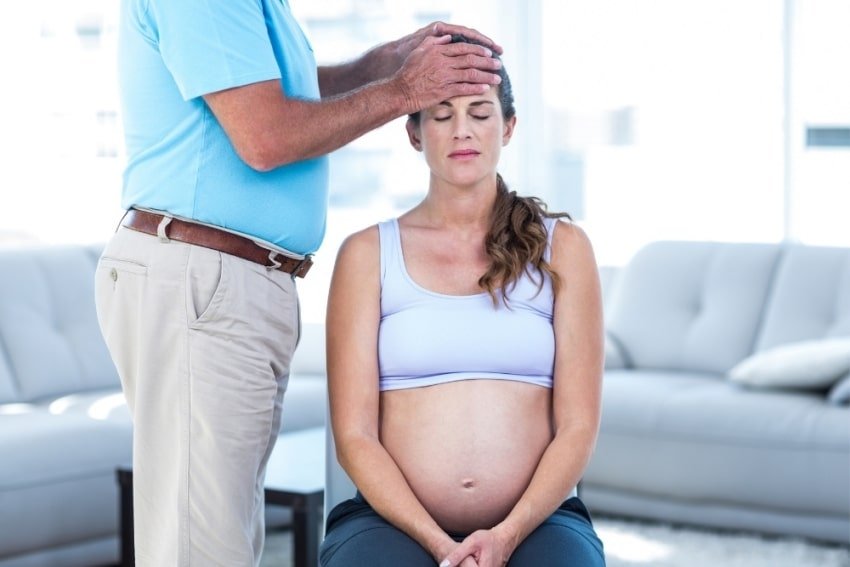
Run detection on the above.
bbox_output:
[326,226,464,562]
[441,220,604,567]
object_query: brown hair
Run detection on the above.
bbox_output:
[480,174,571,305]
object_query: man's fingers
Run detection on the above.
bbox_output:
[453,53,502,73]
[416,38,495,62]
[409,73,494,110]
[438,41,494,59]
[431,21,503,54]
[442,82,491,100]
[458,68,501,86]
[426,33,453,46]
[397,30,505,112]
[417,42,502,85]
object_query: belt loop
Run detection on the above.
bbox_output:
[266,250,282,272]
[157,215,173,243]
[292,255,311,280]
[115,209,131,234]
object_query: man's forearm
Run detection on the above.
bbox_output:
[204,36,500,172]
[205,77,412,171]
[318,41,401,97]
[272,78,411,165]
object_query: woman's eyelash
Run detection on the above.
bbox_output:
[433,115,491,121]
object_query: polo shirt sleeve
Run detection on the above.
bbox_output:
[146,0,282,100]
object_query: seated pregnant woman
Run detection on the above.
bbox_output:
[320,36,606,567]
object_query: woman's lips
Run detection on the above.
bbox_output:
[449,149,480,159]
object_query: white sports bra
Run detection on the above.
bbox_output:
[377,217,558,391]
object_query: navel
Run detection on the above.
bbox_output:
[461,478,477,489]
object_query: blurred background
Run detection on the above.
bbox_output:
[1,0,848,323]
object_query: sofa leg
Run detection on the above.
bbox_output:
[116,468,135,566]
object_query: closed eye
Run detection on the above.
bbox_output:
[472,115,491,120]
[434,116,452,122]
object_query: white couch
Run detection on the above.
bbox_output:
[0,244,327,567]
[586,241,850,544]
[322,240,850,545]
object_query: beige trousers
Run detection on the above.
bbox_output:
[95,226,300,566]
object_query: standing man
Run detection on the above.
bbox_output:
[94,1,503,565]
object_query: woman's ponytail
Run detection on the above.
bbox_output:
[479,174,570,305]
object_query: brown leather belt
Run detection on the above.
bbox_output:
[121,209,312,278]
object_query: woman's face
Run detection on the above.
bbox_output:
[407,88,516,189]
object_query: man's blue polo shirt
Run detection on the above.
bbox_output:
[118,0,328,255]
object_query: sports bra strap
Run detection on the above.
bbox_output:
[377,219,401,289]
[543,216,558,264]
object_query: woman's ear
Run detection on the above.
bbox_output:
[502,115,517,146]
[406,118,423,151]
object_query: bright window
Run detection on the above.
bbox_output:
[540,0,787,265]
[3,1,848,325]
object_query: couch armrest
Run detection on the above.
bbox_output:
[604,331,631,370]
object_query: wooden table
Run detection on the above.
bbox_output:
[117,427,325,567]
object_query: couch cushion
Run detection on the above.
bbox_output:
[605,241,781,374]
[33,389,132,425]
[0,408,131,559]
[0,246,119,402]
[728,337,850,390]
[756,244,850,351]
[587,370,850,517]
[0,410,131,489]
[828,372,850,405]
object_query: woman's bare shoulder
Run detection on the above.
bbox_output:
[335,224,381,266]
[550,218,597,271]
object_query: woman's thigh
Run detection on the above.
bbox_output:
[508,498,606,567]
[320,498,437,567]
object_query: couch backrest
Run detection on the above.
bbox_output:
[291,321,326,376]
[606,241,782,374]
[0,348,16,404]
[0,244,119,403]
[755,244,850,351]
[598,265,621,307]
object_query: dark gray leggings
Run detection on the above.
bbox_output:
[320,493,606,566]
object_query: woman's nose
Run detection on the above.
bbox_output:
[452,116,472,139]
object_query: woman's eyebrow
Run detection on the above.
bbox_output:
[438,100,495,108]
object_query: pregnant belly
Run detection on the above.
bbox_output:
[379,380,553,534]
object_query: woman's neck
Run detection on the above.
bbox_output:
[413,174,498,230]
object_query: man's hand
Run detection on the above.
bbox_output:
[207,23,503,169]
[320,21,502,97]
[392,21,503,65]
[392,34,502,114]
